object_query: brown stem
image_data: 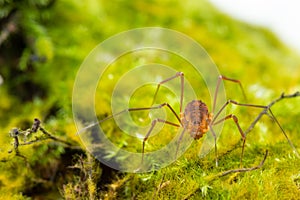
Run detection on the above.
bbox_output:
[218,150,268,177]
[0,15,17,46]
[39,126,73,146]
[184,150,269,199]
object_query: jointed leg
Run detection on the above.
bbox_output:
[211,100,268,166]
[151,72,185,113]
[175,127,187,160]
[142,118,180,163]
[78,102,182,134]
[213,100,265,124]
[207,75,246,166]
[212,99,299,164]
[243,92,300,158]
[78,102,183,166]
[209,125,219,167]
[213,75,246,113]
[213,114,246,167]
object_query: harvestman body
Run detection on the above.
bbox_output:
[79,72,299,167]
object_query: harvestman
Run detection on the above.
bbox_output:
[80,72,299,167]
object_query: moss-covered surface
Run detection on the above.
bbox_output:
[0,0,300,199]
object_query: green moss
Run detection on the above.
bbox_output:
[1,0,300,199]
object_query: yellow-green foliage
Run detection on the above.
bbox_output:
[34,36,54,61]
[0,0,300,199]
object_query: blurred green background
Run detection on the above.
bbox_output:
[0,0,299,199]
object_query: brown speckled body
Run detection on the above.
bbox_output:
[181,100,212,140]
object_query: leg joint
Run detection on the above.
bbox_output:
[231,114,238,123]
[176,71,184,77]
[228,99,238,104]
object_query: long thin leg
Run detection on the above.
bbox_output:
[213,100,265,124]
[151,72,184,113]
[142,118,180,163]
[209,75,245,166]
[213,114,246,167]
[175,127,187,160]
[212,99,299,160]
[213,75,246,113]
[77,102,182,134]
[209,124,219,167]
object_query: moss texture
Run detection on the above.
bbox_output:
[0,0,299,199]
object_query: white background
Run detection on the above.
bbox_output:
[210,0,300,54]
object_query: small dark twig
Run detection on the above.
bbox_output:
[184,150,269,199]
[0,18,17,46]
[152,173,167,200]
[39,126,73,146]
[31,118,41,133]
[218,150,268,177]
[19,137,49,146]
[9,118,77,154]
[8,128,20,153]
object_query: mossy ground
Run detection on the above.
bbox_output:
[0,0,300,199]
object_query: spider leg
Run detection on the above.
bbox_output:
[213,100,265,124]
[77,102,182,134]
[79,102,184,169]
[218,150,268,178]
[175,127,187,160]
[200,75,245,166]
[212,99,299,163]
[151,72,184,113]
[208,124,218,167]
[213,75,246,113]
[141,118,180,164]
[212,114,246,167]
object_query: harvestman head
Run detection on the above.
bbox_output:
[79,72,299,170]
